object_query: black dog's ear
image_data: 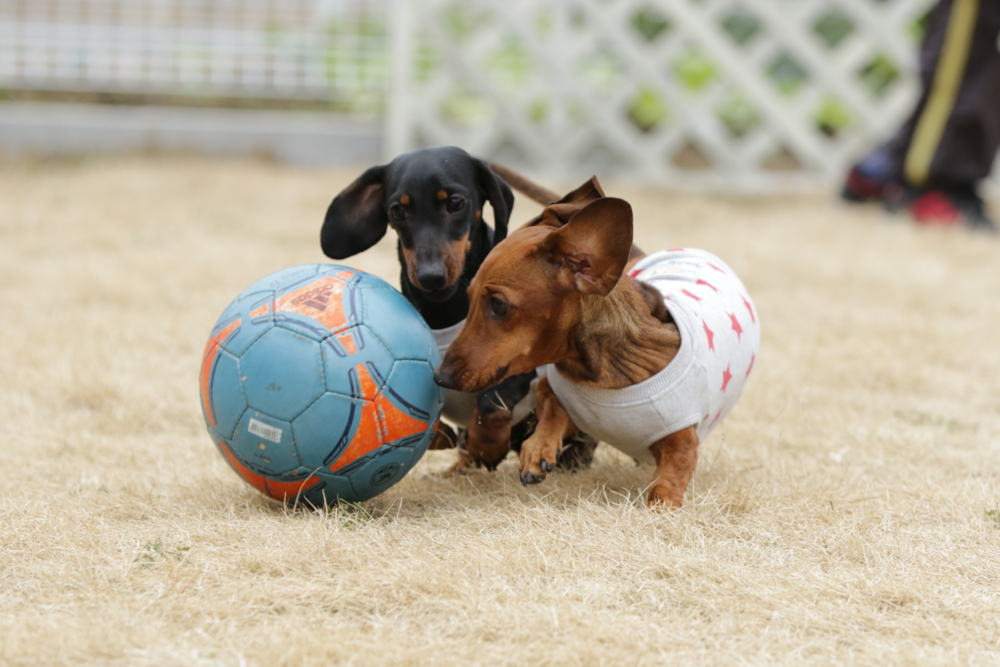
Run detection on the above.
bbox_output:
[473,158,514,244]
[320,165,388,259]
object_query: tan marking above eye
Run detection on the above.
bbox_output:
[437,190,448,201]
[400,193,410,205]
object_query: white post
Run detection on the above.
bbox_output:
[385,0,413,160]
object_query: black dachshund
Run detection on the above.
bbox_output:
[321,146,596,471]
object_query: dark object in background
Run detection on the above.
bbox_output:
[842,0,999,232]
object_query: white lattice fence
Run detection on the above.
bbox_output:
[4,0,994,193]
[387,0,937,191]
[0,0,389,113]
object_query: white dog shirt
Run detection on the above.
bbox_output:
[543,248,760,465]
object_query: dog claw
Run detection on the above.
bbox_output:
[540,460,552,473]
[520,471,544,486]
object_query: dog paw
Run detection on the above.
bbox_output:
[556,432,598,471]
[440,450,477,476]
[465,408,513,472]
[520,470,543,486]
[645,484,683,509]
[518,435,560,485]
[428,422,459,450]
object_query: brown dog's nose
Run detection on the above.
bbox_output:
[433,367,456,389]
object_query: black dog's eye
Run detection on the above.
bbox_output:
[490,297,509,318]
[389,204,406,221]
[445,195,465,213]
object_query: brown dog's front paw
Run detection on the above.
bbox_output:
[646,484,683,509]
[520,470,544,485]
[518,436,560,486]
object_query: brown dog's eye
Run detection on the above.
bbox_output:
[389,204,406,221]
[445,195,465,213]
[490,297,509,318]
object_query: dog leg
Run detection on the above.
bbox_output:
[556,431,598,471]
[463,372,536,471]
[444,451,477,474]
[509,411,598,471]
[464,403,513,471]
[438,428,476,475]
[507,411,535,456]
[646,426,699,509]
[428,420,459,450]
[518,376,576,485]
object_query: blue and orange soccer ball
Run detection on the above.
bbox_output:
[199,264,444,505]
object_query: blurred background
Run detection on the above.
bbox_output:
[0,0,993,194]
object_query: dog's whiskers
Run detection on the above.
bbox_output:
[490,394,510,413]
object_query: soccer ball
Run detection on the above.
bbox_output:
[199,264,444,505]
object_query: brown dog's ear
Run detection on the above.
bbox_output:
[561,176,606,202]
[320,165,388,259]
[525,176,606,229]
[539,197,633,296]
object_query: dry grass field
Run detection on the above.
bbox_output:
[2,155,999,666]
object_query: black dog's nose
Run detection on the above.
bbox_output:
[416,266,448,291]
[433,368,456,389]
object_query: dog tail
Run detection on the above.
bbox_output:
[487,162,560,206]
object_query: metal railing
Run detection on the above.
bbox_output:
[0,0,389,113]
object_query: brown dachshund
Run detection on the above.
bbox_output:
[434,181,760,507]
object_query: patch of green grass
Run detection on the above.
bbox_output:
[133,538,190,566]
[717,93,760,137]
[632,7,671,42]
[721,11,761,46]
[674,50,717,91]
[485,38,534,88]
[859,54,900,97]
[627,86,669,133]
[328,501,382,531]
[813,10,854,49]
[814,96,853,136]
[768,53,809,95]
[894,409,978,433]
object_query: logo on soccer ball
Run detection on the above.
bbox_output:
[290,283,335,311]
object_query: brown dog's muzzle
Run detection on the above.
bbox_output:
[434,357,510,395]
